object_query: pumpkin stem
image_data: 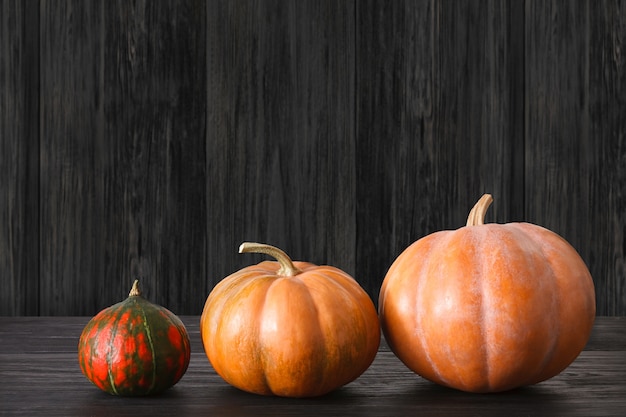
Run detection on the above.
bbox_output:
[129,279,142,297]
[239,242,302,277]
[466,194,494,226]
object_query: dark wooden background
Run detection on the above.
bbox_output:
[1,0,625,316]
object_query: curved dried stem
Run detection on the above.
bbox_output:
[239,242,302,277]
[466,194,494,226]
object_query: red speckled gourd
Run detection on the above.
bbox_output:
[379,194,596,393]
[78,280,191,396]
[200,242,380,398]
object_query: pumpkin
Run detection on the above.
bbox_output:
[379,194,596,393]
[200,242,380,397]
[78,280,191,396]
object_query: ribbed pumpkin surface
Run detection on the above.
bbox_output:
[379,195,596,393]
[201,243,381,398]
[78,281,191,396]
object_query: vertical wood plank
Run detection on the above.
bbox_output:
[0,0,39,315]
[434,0,516,222]
[99,0,207,314]
[206,1,356,287]
[587,1,626,315]
[2,0,625,316]
[525,0,590,242]
[39,0,102,315]
[39,0,207,315]
[509,0,526,222]
[0,0,22,314]
[355,0,437,300]
[524,0,624,315]
[356,0,516,301]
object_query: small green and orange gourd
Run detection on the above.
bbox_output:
[78,280,191,396]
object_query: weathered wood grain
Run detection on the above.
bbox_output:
[0,0,39,315]
[39,0,103,315]
[508,0,526,222]
[1,0,626,316]
[524,0,591,289]
[0,0,24,315]
[586,0,626,316]
[0,0,25,315]
[206,1,357,287]
[37,0,207,315]
[525,0,626,315]
[0,317,624,416]
[99,0,208,315]
[355,0,517,299]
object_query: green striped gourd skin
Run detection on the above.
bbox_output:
[78,292,191,396]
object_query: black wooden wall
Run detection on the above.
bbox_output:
[1,0,625,316]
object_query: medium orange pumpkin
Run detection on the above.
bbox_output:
[200,242,380,397]
[379,194,596,393]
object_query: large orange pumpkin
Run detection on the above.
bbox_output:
[200,242,380,397]
[379,194,596,393]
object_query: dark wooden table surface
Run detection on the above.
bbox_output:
[1,316,624,416]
